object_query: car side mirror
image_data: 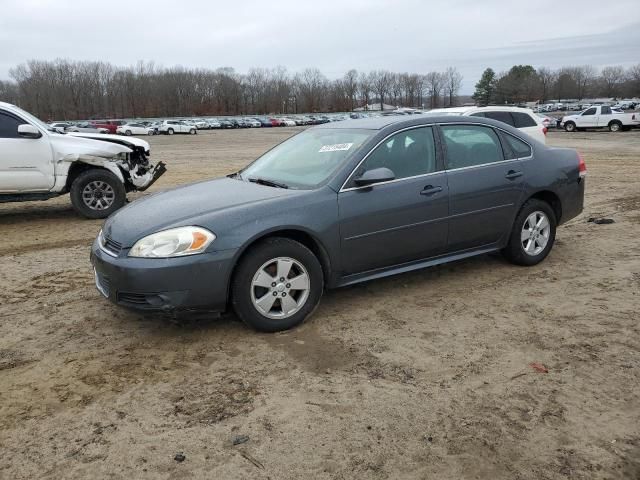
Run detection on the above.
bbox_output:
[354,167,395,187]
[18,124,42,139]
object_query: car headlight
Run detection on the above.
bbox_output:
[129,226,215,258]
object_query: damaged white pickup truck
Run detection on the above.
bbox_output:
[0,102,166,218]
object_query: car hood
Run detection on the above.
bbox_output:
[49,133,132,160]
[103,177,298,247]
[68,132,150,151]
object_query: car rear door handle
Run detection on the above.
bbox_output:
[505,170,523,180]
[420,185,443,196]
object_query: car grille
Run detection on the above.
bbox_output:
[117,292,149,306]
[101,235,123,256]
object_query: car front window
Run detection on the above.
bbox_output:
[241,128,373,189]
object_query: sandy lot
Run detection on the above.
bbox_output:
[0,127,638,479]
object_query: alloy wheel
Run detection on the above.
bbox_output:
[82,181,116,210]
[250,257,310,319]
[521,211,550,256]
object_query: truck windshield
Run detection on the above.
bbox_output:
[240,128,373,189]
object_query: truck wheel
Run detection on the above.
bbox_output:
[608,121,622,132]
[70,169,126,219]
[564,122,576,132]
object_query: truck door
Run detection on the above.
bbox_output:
[0,110,55,192]
[597,106,613,127]
[577,107,598,127]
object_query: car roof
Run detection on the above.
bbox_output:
[314,114,541,141]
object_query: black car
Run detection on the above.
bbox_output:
[92,116,585,332]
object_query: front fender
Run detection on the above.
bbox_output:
[60,154,125,184]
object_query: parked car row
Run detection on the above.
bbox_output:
[536,101,638,113]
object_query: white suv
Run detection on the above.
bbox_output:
[158,120,197,135]
[426,106,547,143]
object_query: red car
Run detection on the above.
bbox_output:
[269,118,284,127]
[92,120,126,134]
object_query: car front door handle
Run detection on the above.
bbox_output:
[420,185,443,196]
[505,170,523,180]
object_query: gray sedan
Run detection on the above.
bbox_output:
[91,116,586,331]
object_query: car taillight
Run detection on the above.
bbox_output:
[543,127,548,135]
[578,153,587,178]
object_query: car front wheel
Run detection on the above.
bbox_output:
[70,169,126,219]
[231,238,324,332]
[503,199,556,266]
[564,122,576,132]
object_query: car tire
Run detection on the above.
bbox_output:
[502,199,556,266]
[231,237,324,332]
[125,130,132,136]
[608,121,622,132]
[564,122,576,132]
[167,128,174,135]
[189,128,197,135]
[70,169,126,219]
[147,130,154,136]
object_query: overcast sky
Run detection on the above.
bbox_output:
[1,0,639,92]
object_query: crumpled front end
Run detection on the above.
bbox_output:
[54,133,166,191]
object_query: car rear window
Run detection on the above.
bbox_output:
[474,111,516,127]
[501,132,532,159]
[512,112,537,128]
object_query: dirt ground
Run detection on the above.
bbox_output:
[1,127,638,480]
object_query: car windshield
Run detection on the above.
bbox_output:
[240,128,373,189]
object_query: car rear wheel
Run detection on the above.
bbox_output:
[608,121,622,132]
[231,238,323,332]
[564,122,576,132]
[502,199,556,266]
[70,169,126,219]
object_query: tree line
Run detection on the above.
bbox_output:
[473,64,640,106]
[0,60,463,120]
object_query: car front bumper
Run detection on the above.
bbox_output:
[90,239,238,313]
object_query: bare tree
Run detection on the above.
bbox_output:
[600,66,625,98]
[369,70,394,111]
[444,67,463,107]
[343,69,358,111]
[358,72,371,110]
[424,71,445,108]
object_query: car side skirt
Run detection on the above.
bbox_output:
[333,244,500,288]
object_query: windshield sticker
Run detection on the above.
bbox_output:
[319,143,353,153]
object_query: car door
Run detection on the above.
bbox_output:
[440,123,524,252]
[577,107,597,127]
[338,126,449,274]
[597,106,613,127]
[0,110,55,192]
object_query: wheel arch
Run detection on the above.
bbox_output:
[524,190,562,223]
[64,162,124,192]
[227,228,332,302]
